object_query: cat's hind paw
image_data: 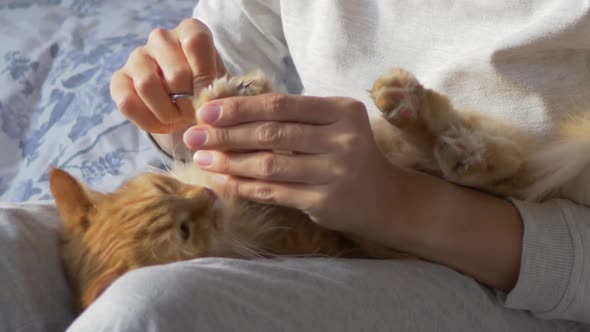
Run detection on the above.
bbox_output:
[194,71,274,111]
[370,68,425,128]
[433,124,525,191]
[435,126,487,178]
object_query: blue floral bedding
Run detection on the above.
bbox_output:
[0,0,196,201]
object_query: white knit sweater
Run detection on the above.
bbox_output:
[194,0,590,323]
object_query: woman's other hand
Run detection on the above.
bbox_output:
[110,18,226,133]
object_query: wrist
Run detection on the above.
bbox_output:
[373,166,523,290]
[377,166,461,252]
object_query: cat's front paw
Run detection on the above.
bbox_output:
[194,71,274,111]
[370,68,425,128]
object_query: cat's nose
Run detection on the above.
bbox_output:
[203,187,218,201]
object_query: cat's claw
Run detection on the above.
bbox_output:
[238,80,253,90]
[236,80,248,90]
[194,71,274,112]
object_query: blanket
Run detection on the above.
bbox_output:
[0,0,196,202]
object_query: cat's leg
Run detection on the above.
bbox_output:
[434,122,524,194]
[370,68,464,157]
[370,68,526,191]
[193,71,274,113]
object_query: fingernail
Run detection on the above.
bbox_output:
[184,128,208,148]
[198,103,221,123]
[194,151,213,166]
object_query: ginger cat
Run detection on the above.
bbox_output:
[50,68,590,310]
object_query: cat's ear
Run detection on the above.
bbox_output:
[81,263,129,308]
[49,168,102,232]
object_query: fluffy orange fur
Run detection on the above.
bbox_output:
[50,68,590,311]
[50,168,402,310]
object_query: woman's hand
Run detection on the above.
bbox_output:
[184,93,524,290]
[183,94,402,235]
[110,18,226,134]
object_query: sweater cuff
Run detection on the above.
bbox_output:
[501,199,574,314]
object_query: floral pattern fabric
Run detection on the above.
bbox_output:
[0,0,196,201]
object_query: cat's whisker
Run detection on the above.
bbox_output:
[146,164,168,176]
[157,158,175,178]
[150,241,159,262]
[229,238,263,258]
[223,230,267,259]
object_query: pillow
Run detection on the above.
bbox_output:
[0,202,74,331]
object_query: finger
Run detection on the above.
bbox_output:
[177,18,221,89]
[197,94,353,126]
[146,28,194,119]
[183,122,341,153]
[111,70,170,133]
[213,174,324,213]
[126,47,180,124]
[214,50,227,77]
[194,151,339,184]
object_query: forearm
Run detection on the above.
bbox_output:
[376,166,523,290]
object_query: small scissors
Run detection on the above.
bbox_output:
[169,80,253,103]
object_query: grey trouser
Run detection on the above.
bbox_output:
[0,202,582,332]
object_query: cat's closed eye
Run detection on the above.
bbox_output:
[179,221,191,241]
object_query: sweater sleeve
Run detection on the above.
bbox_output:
[501,199,590,323]
[193,0,302,94]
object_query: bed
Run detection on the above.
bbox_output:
[0,1,196,330]
[0,0,196,202]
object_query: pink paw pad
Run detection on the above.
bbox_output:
[399,107,414,118]
[371,68,426,125]
[384,82,424,121]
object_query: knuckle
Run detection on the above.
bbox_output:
[179,18,211,35]
[221,98,238,116]
[257,122,282,146]
[348,98,367,112]
[252,184,277,204]
[304,191,331,218]
[342,98,367,114]
[181,29,214,51]
[258,153,279,179]
[315,192,331,210]
[213,128,231,146]
[266,93,288,115]
[341,98,369,122]
[340,133,364,151]
[111,69,125,83]
[166,66,191,87]
[217,154,231,173]
[128,47,147,63]
[147,28,168,44]
[224,178,239,198]
[135,73,160,95]
[285,123,304,143]
[331,164,349,178]
[115,94,135,114]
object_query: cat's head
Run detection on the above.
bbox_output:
[49,168,224,310]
